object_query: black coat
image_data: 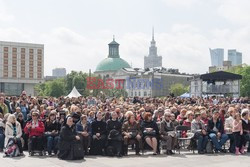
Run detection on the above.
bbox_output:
[207,119,224,134]
[91,120,107,136]
[141,120,159,137]
[58,124,78,160]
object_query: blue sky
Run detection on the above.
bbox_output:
[0,0,250,75]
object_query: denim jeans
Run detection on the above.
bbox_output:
[0,134,4,149]
[197,135,208,152]
[47,136,59,154]
[209,133,228,150]
[227,134,235,153]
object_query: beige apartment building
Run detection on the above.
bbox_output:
[0,41,44,96]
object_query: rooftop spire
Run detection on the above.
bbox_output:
[152,27,155,41]
[113,35,115,41]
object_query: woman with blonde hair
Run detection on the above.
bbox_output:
[5,114,23,156]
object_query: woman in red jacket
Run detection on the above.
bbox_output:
[24,110,45,156]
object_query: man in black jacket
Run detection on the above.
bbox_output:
[207,111,228,153]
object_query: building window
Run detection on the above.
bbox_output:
[138,91,141,96]
[135,91,137,96]
[21,48,25,53]
[144,91,147,96]
[37,49,42,54]
[21,54,25,59]
[12,48,17,53]
[4,47,8,52]
[130,92,133,97]
[29,49,34,54]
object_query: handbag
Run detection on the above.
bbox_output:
[143,130,156,136]
[72,141,84,160]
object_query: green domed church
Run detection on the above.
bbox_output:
[95,38,131,77]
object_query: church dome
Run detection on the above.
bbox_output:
[95,57,131,72]
[95,38,131,72]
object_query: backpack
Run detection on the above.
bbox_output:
[106,146,116,156]
[5,139,20,157]
[72,141,84,160]
[205,140,213,154]
[108,129,122,141]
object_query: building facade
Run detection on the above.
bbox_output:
[52,68,66,78]
[209,48,224,66]
[113,67,192,97]
[228,49,242,66]
[0,41,44,96]
[144,29,162,69]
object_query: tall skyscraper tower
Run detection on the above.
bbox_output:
[144,28,162,69]
[209,48,224,66]
[228,49,242,66]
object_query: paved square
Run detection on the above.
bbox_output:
[0,152,249,167]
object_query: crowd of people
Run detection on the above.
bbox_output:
[0,91,249,160]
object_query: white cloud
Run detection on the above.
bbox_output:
[217,0,250,25]
[160,0,201,8]
[0,0,14,22]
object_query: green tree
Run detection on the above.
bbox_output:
[45,78,66,97]
[35,78,66,97]
[66,71,88,95]
[169,83,189,96]
[227,64,250,97]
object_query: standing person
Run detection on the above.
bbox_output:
[191,113,208,154]
[24,110,45,156]
[58,117,84,160]
[0,113,5,152]
[224,107,236,153]
[241,109,250,153]
[4,114,24,156]
[233,113,244,155]
[0,96,8,116]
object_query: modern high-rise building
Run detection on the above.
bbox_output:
[144,28,162,69]
[52,68,66,78]
[228,49,242,66]
[209,48,224,66]
[0,41,44,96]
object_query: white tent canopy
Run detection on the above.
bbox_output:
[66,86,82,98]
[180,92,190,98]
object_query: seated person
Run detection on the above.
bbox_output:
[58,117,83,160]
[106,111,123,157]
[122,114,142,155]
[207,111,228,153]
[90,111,107,155]
[141,112,159,155]
[24,110,45,156]
[191,113,208,154]
[76,115,91,155]
[5,114,24,156]
[44,110,60,156]
[160,112,177,155]
[0,113,5,152]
